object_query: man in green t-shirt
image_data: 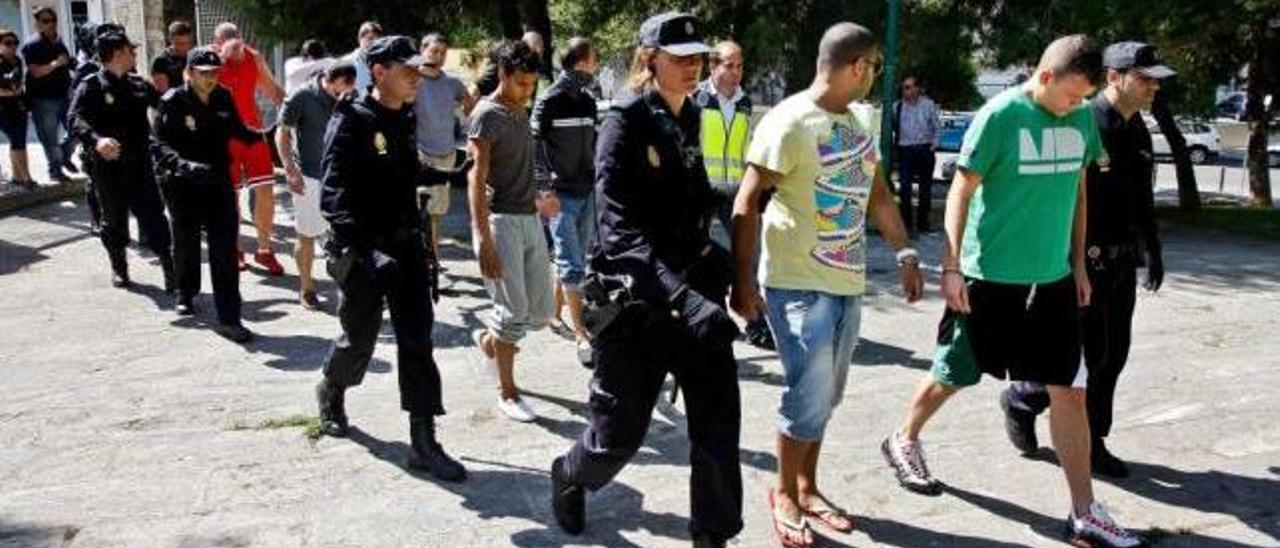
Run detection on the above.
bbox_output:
[880,35,1144,548]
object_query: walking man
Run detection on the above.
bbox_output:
[413,32,475,258]
[314,36,465,482]
[210,22,286,275]
[694,39,775,351]
[1002,41,1172,479]
[276,62,356,310]
[532,36,598,366]
[730,23,922,547]
[468,40,557,422]
[21,6,75,183]
[150,21,194,95]
[891,74,940,233]
[68,30,174,292]
[151,47,262,343]
[878,35,1145,548]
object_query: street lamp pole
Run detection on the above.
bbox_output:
[879,0,900,175]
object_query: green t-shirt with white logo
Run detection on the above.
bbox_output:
[956,86,1103,284]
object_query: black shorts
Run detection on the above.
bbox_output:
[931,275,1082,387]
[0,105,27,150]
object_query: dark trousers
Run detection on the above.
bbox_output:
[562,308,743,540]
[1010,258,1138,440]
[164,179,242,325]
[711,186,770,338]
[895,144,935,231]
[323,242,444,417]
[93,157,172,267]
[30,98,70,175]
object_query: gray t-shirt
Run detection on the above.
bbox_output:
[280,79,336,178]
[413,72,468,156]
[469,98,535,215]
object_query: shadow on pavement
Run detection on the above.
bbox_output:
[1097,460,1280,546]
[0,520,82,547]
[342,427,688,548]
[858,515,1028,547]
[853,338,933,370]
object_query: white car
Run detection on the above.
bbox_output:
[1146,117,1222,165]
[1269,143,1280,168]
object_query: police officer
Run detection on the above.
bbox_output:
[71,22,126,236]
[550,13,742,547]
[313,36,465,483]
[1002,42,1172,478]
[68,30,174,292]
[151,47,261,343]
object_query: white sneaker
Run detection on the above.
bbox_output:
[1067,501,1145,547]
[498,397,537,423]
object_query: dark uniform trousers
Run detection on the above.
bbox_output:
[564,305,744,539]
[1012,253,1138,440]
[162,176,241,325]
[895,144,935,232]
[93,155,171,262]
[323,239,444,417]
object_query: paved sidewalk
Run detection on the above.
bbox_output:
[1,191,1277,547]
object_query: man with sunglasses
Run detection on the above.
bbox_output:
[68,31,174,293]
[151,47,263,344]
[891,75,941,234]
[20,6,75,184]
[1001,42,1173,480]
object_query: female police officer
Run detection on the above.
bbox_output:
[549,12,742,548]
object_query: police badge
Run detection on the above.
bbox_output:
[104,93,115,105]
[374,132,388,155]
[184,115,196,131]
[646,145,661,168]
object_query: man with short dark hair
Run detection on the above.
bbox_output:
[69,30,175,293]
[468,40,557,423]
[1002,41,1173,480]
[315,35,465,483]
[732,22,922,546]
[151,21,194,94]
[892,74,940,233]
[532,36,598,366]
[413,32,475,258]
[21,6,75,183]
[276,62,356,310]
[343,21,382,95]
[879,35,1144,548]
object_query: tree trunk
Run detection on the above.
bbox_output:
[1244,20,1274,207]
[498,2,522,40]
[1150,91,1201,211]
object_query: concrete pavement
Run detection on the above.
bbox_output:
[1,189,1278,547]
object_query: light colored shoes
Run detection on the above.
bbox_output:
[498,397,537,423]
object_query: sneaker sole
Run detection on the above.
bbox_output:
[880,438,943,496]
[1063,518,1145,548]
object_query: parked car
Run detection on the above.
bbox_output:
[1146,117,1222,165]
[935,112,973,152]
[1269,143,1279,168]
[1217,91,1274,121]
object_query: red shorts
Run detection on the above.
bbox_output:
[228,138,275,189]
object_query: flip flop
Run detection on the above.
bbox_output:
[802,493,855,534]
[767,490,813,548]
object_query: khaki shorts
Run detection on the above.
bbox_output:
[420,151,454,217]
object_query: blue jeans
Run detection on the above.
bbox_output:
[30,98,68,175]
[764,287,863,441]
[549,190,596,289]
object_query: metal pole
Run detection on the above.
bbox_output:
[879,0,900,176]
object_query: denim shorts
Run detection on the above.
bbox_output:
[764,287,863,441]
[548,190,595,289]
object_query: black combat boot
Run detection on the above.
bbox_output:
[160,255,177,295]
[408,416,466,482]
[315,379,349,437]
[550,456,585,535]
[109,250,130,288]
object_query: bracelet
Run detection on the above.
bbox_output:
[942,266,961,275]
[895,247,919,266]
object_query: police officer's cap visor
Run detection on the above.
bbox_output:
[1135,64,1176,79]
[657,42,712,57]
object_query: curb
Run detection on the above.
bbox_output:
[0,180,87,216]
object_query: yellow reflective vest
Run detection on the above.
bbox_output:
[696,87,751,190]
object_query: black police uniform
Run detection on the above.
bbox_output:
[319,91,444,419]
[1011,93,1162,441]
[556,88,743,540]
[151,78,260,326]
[68,59,174,286]
[71,22,125,231]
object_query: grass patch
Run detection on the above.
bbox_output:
[1158,205,1280,241]
[229,414,323,441]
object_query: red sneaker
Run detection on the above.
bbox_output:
[254,250,285,276]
